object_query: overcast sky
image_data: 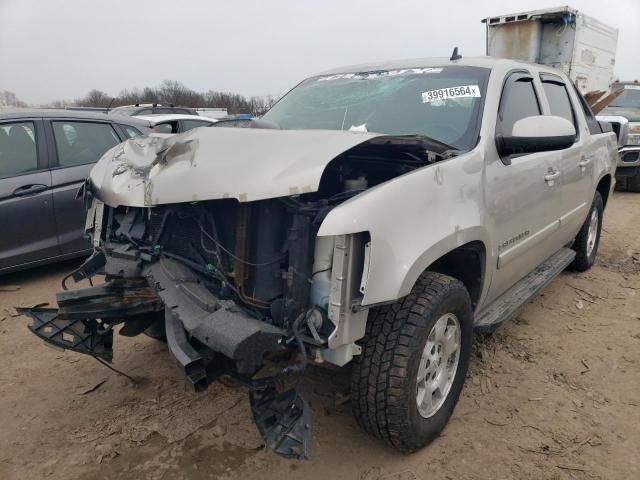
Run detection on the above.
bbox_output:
[1,0,639,105]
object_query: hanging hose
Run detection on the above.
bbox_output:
[93,356,139,385]
[280,311,310,390]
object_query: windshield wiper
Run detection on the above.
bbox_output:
[369,134,456,153]
[364,134,460,163]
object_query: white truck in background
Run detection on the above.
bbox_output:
[597,83,640,190]
[482,6,618,93]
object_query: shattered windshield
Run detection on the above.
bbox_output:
[609,87,640,108]
[262,65,490,150]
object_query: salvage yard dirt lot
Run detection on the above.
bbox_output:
[1,193,639,480]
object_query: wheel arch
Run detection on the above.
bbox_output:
[596,174,612,208]
[423,241,487,308]
[395,230,490,309]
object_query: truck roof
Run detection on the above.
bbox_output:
[316,56,566,77]
[481,5,578,25]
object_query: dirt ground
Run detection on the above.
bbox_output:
[1,193,639,480]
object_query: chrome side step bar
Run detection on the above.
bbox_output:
[474,247,575,332]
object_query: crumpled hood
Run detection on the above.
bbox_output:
[90,127,384,207]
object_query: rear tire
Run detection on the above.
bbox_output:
[351,272,473,452]
[569,192,603,272]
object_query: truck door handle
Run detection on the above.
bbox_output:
[578,157,591,168]
[12,184,48,197]
[544,171,560,183]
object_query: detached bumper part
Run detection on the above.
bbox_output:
[56,278,164,320]
[147,258,285,374]
[250,386,312,459]
[153,257,313,459]
[19,307,114,361]
[18,278,162,362]
[163,298,313,460]
[164,308,208,392]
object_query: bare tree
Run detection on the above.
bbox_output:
[0,90,27,108]
[249,94,278,116]
[62,81,279,116]
[158,80,193,106]
[76,89,111,107]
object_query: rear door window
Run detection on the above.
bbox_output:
[0,121,38,178]
[541,81,576,127]
[52,121,121,167]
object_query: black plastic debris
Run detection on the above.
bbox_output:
[19,307,113,361]
[250,385,312,460]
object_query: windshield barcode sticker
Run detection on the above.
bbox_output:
[422,85,481,103]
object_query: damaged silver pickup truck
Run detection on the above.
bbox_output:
[21,57,618,459]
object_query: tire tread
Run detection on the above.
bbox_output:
[351,272,470,451]
[569,192,603,272]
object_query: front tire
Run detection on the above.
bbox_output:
[569,191,603,272]
[351,272,473,452]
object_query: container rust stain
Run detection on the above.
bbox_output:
[488,20,541,62]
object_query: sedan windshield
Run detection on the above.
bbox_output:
[262,66,490,150]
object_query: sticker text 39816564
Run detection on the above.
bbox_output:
[422,85,481,103]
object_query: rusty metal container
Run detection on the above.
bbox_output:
[482,6,618,93]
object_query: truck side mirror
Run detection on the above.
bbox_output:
[497,115,576,160]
